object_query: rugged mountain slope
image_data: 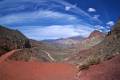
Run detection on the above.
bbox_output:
[67,20,120,65]
[78,54,120,80]
[73,20,120,80]
[88,30,105,39]
[78,30,105,50]
[0,25,31,56]
[64,30,105,64]
[87,20,120,62]
[72,20,120,67]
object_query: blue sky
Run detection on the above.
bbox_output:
[0,0,119,40]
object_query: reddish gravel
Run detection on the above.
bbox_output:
[78,54,120,80]
[0,61,77,80]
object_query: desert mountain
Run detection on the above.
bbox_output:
[78,20,120,80]
[0,26,56,62]
[44,30,105,50]
[89,20,120,61]
[43,36,85,49]
[78,30,105,50]
[89,20,120,55]
[0,25,31,56]
[8,29,105,62]
[88,30,105,38]
[67,20,120,67]
[0,25,105,62]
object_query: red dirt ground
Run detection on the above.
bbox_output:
[78,54,120,80]
[0,61,77,80]
[0,50,78,80]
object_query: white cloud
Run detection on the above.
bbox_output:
[55,0,102,23]
[106,21,114,26]
[18,24,94,40]
[88,8,96,12]
[93,15,100,19]
[65,6,71,11]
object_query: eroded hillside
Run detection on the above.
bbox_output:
[0,26,31,56]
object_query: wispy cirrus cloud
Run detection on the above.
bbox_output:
[0,0,102,25]
[93,15,100,19]
[0,10,78,25]
[56,0,102,24]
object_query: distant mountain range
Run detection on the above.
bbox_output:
[0,25,105,62]
[43,30,105,50]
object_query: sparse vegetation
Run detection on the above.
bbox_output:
[79,55,100,70]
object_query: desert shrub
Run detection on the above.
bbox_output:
[1,46,10,51]
[79,63,89,70]
[79,55,100,70]
[87,56,100,65]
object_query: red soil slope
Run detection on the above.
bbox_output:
[78,54,120,80]
[0,61,77,80]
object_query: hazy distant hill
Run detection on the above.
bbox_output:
[43,36,84,49]
[43,30,105,50]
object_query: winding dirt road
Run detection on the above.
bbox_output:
[42,50,55,61]
[0,49,21,63]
